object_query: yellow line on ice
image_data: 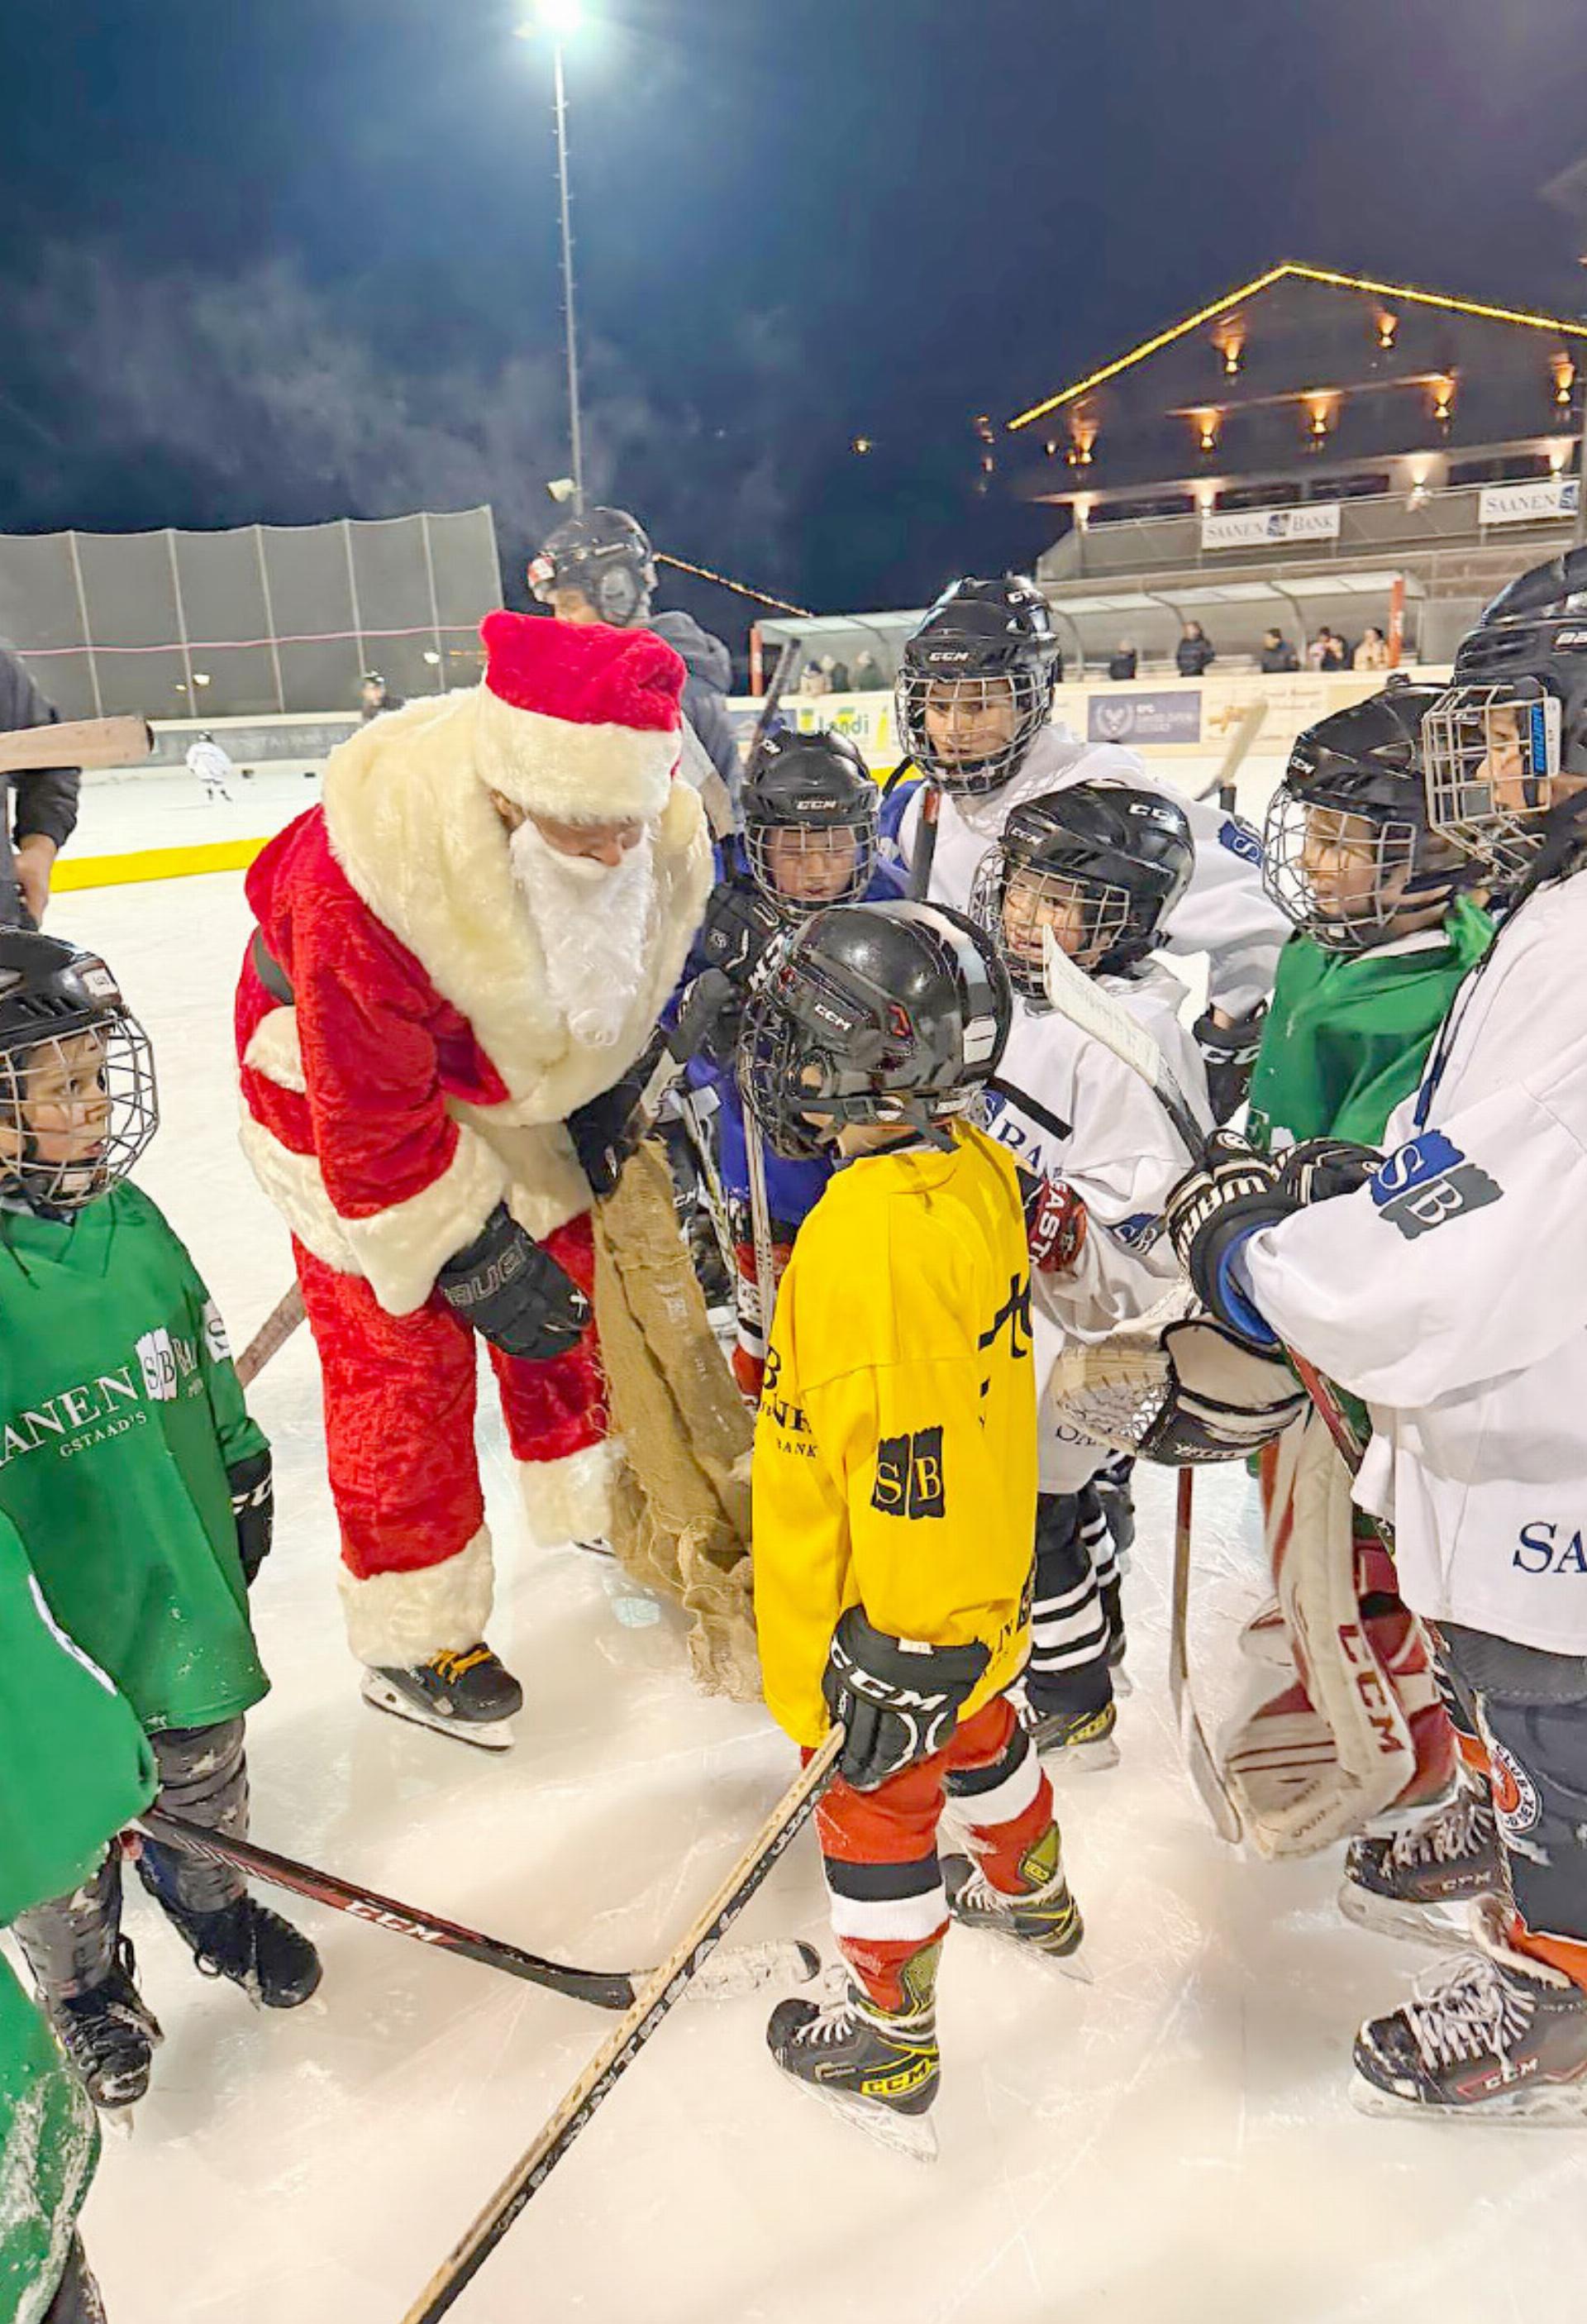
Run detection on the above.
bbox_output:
[53,837,270,891]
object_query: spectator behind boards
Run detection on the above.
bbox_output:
[0,647,80,927]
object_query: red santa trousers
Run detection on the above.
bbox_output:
[816,1693,1058,2012]
[293,1215,608,1659]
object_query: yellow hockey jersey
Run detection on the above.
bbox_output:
[754,1119,1038,1747]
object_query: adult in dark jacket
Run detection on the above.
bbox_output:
[649,609,742,802]
[1108,641,1139,681]
[1259,628,1299,674]
[1175,622,1216,677]
[0,649,80,926]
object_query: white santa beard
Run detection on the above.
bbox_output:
[509,820,659,1051]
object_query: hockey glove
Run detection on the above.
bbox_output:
[1164,1132,1292,1351]
[1276,1136,1380,1208]
[1018,1169,1089,1276]
[822,1606,989,1792]
[698,876,783,992]
[227,1448,274,1587]
[566,1029,670,1199]
[436,1205,590,1361]
[1194,1002,1267,1126]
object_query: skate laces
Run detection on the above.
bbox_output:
[1389,1789,1494,1872]
[1404,1952,1536,2073]
[429,1645,493,1684]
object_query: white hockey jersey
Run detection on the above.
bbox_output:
[1241,871,1587,1654]
[894,723,1289,1017]
[984,959,1213,1490]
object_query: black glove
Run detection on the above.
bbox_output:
[821,1606,989,1791]
[1164,1131,1293,1349]
[566,1030,669,1199]
[698,876,783,992]
[227,1448,274,1588]
[1276,1135,1380,1207]
[1194,1003,1267,1126]
[436,1204,590,1360]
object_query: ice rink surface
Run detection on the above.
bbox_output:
[19,843,1587,2322]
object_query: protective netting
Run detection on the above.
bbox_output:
[592,1139,760,1701]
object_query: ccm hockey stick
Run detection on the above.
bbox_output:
[138,1808,817,2015]
[1037,929,1239,1836]
[401,1729,843,2322]
[0,714,153,775]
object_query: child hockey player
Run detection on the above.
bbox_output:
[1230,684,1500,1892]
[0,929,318,2111]
[1,1506,156,2322]
[968,782,1210,1762]
[1167,547,1587,2116]
[684,725,902,1393]
[886,576,1289,1114]
[746,900,1081,2155]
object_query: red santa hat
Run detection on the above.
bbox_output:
[473,608,686,823]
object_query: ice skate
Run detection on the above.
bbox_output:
[361,1644,523,1749]
[1019,1694,1119,1771]
[767,1979,940,2160]
[941,1833,1086,1973]
[137,1873,322,2009]
[1340,1782,1502,1950]
[44,1937,163,2112]
[1352,1903,1587,2121]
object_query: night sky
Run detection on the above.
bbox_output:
[2,0,1586,653]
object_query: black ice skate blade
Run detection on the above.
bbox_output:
[1337,1881,1493,1954]
[1029,1732,1121,1776]
[359,1672,516,1751]
[949,1916,1093,1984]
[1350,2070,1587,2125]
[775,2069,940,2163]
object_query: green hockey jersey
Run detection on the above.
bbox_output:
[1246,895,1494,1152]
[0,1183,269,1734]
[0,1508,157,2324]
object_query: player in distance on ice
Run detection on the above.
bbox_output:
[1165,550,1587,2119]
[745,900,1083,2159]
[968,781,1211,1764]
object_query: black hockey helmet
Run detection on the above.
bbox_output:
[740,900,1012,1160]
[0,930,157,1216]
[1420,545,1587,877]
[528,507,657,628]
[896,575,1058,797]
[970,781,1193,997]
[741,728,879,918]
[1264,681,1471,951]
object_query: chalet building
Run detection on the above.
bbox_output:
[1001,263,1587,672]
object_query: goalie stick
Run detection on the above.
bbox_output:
[0,713,154,776]
[1170,1469,1241,1844]
[401,1728,843,2322]
[137,1808,817,2015]
[1193,700,1266,808]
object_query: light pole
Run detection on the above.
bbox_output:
[522,0,587,514]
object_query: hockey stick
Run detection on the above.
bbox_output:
[908,777,942,902]
[400,1729,843,2322]
[136,1808,817,2015]
[235,1283,307,1390]
[743,1109,780,1349]
[1193,701,1266,807]
[0,714,154,775]
[1169,1471,1241,1844]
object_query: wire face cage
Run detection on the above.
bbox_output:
[969,853,1132,995]
[1262,790,1423,952]
[1421,682,1561,879]
[0,1014,158,1214]
[745,818,875,917]
[896,665,1051,796]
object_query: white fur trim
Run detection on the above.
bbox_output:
[242,1005,307,1093]
[236,1110,508,1315]
[517,1436,621,1549]
[339,1527,495,1665]
[320,693,711,1120]
[474,688,679,823]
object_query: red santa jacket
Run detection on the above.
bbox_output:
[236,689,712,1316]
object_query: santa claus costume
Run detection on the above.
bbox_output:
[235,612,712,1744]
